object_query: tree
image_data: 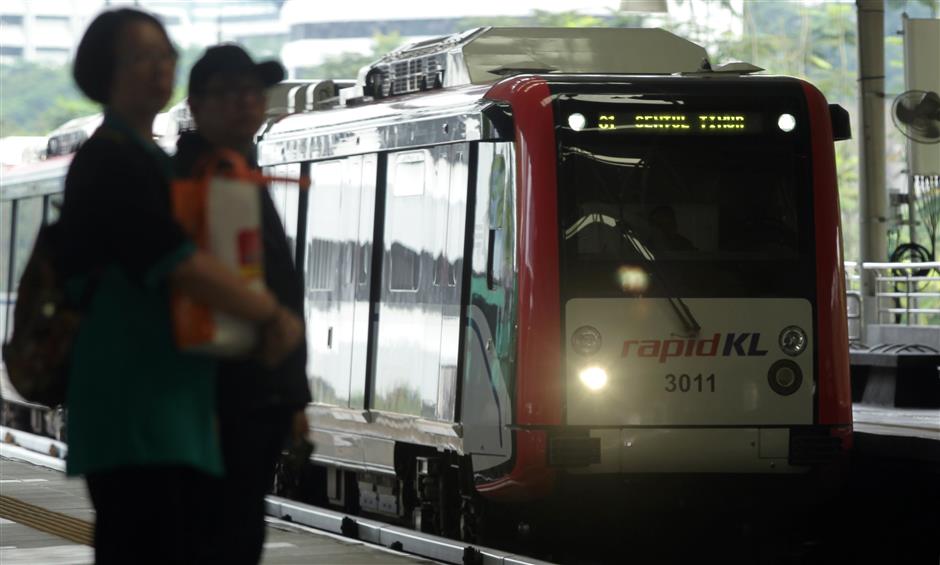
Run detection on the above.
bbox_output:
[0,43,206,136]
[0,62,97,136]
[296,32,404,81]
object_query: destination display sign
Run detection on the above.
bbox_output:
[596,112,763,133]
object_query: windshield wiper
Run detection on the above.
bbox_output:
[565,213,702,337]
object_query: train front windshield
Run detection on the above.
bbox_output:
[555,87,816,301]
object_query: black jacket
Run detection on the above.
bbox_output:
[174,131,312,413]
[62,116,187,282]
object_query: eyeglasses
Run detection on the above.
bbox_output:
[120,49,179,68]
[202,83,266,103]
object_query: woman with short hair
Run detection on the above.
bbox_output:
[62,9,302,563]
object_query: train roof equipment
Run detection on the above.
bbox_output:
[45,113,103,158]
[266,79,357,115]
[350,26,722,101]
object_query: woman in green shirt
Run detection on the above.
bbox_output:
[61,9,302,564]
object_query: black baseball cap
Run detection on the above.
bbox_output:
[188,43,285,96]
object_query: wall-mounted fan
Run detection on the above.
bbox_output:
[892,90,940,144]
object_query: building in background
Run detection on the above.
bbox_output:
[145,0,285,48]
[278,0,623,78]
[0,0,101,65]
[0,0,286,65]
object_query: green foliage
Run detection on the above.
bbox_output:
[296,32,404,80]
[0,43,205,136]
[690,2,865,260]
[0,62,98,135]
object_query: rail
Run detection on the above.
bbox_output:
[844,261,940,340]
[0,426,554,565]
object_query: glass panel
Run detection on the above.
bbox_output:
[555,92,813,299]
[267,163,301,260]
[45,193,64,224]
[387,151,427,291]
[460,142,516,464]
[348,155,377,410]
[304,157,363,408]
[12,197,43,289]
[374,144,468,421]
[1,201,12,344]
[0,202,11,294]
[305,161,342,293]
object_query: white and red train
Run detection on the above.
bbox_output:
[1,27,853,538]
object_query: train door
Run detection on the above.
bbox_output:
[350,155,378,409]
[461,142,515,471]
[1,195,44,409]
[372,144,468,422]
[305,156,370,408]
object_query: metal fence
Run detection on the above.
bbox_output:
[844,261,940,340]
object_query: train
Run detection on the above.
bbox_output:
[1,27,853,540]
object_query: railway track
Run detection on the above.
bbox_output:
[0,426,553,565]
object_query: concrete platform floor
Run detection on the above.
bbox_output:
[0,457,435,565]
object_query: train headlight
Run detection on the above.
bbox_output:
[778,325,807,356]
[568,113,587,131]
[571,326,602,356]
[578,367,608,391]
[617,265,649,294]
[768,360,802,396]
[778,113,796,132]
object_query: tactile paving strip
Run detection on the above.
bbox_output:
[0,495,93,546]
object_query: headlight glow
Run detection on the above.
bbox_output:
[778,113,796,132]
[578,367,608,391]
[568,112,587,131]
[617,265,649,294]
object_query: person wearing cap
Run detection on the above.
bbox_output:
[176,44,312,564]
[63,11,303,564]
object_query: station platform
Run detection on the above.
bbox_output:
[852,404,940,463]
[0,455,435,565]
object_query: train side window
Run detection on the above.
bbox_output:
[445,147,466,287]
[483,144,515,288]
[267,163,301,261]
[389,242,419,291]
[45,193,63,224]
[392,151,426,197]
[387,150,427,292]
[306,239,333,291]
[306,160,344,292]
[488,150,508,230]
[0,202,11,294]
[358,242,370,285]
[11,197,43,288]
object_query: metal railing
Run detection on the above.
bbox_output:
[844,261,940,339]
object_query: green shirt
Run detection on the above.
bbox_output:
[63,113,222,477]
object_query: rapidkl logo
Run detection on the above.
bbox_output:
[622,333,768,363]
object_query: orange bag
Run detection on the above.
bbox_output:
[170,149,304,356]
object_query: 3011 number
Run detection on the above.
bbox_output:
[665,373,716,393]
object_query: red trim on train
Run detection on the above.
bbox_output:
[478,76,562,500]
[801,81,853,433]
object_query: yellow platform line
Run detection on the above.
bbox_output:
[0,494,93,546]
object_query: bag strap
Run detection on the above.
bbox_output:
[194,149,310,189]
